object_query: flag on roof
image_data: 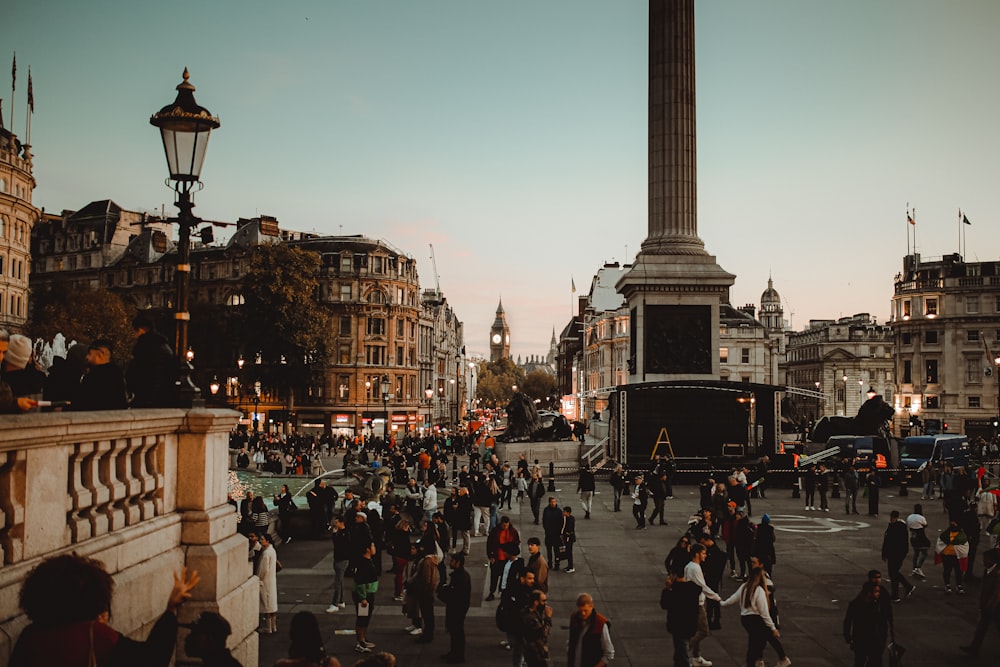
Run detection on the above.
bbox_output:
[963,214,971,226]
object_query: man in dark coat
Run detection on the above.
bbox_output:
[660,572,701,667]
[648,472,668,526]
[438,552,472,663]
[542,497,565,569]
[126,312,176,408]
[72,339,128,411]
[881,510,915,601]
[843,581,890,666]
[577,466,596,519]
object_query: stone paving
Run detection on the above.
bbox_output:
[255,464,993,666]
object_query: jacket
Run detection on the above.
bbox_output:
[567,610,614,667]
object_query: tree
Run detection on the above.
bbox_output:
[520,369,557,404]
[475,358,526,407]
[30,279,134,361]
[239,244,334,406]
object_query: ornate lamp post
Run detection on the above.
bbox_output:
[425,384,434,431]
[381,374,391,443]
[842,373,848,415]
[150,68,220,407]
[253,380,261,432]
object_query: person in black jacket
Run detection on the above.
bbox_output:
[577,466,596,519]
[660,571,702,667]
[72,339,128,411]
[542,497,565,569]
[881,510,915,601]
[127,312,176,408]
[438,552,472,663]
[843,581,890,666]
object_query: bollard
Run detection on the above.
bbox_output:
[547,461,556,492]
[452,454,458,483]
[791,475,801,499]
[899,474,908,497]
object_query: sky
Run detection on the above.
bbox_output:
[4,0,1000,361]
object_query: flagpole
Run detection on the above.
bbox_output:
[9,52,15,140]
[25,68,31,145]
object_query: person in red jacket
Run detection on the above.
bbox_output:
[567,593,615,667]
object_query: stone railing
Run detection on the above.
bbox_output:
[0,409,258,667]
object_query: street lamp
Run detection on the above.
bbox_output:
[150,68,220,407]
[381,374,391,443]
[209,376,220,396]
[253,380,261,432]
[237,355,245,370]
[365,379,371,433]
[842,373,848,415]
[425,384,434,431]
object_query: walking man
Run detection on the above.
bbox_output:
[660,571,701,667]
[577,466,596,519]
[881,510,916,601]
[567,593,615,667]
[684,544,722,666]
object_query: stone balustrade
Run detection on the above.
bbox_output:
[0,408,258,667]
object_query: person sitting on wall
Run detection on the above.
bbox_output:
[0,328,38,413]
[10,553,200,667]
[72,338,129,411]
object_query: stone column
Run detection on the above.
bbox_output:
[645,0,703,255]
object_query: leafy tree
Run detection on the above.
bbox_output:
[239,244,333,407]
[476,358,526,407]
[520,369,557,403]
[30,279,134,361]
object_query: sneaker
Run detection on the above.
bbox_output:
[824,508,830,512]
[393,595,405,602]
[891,597,901,603]
[945,585,952,594]
[776,658,792,667]
[915,568,925,578]
[354,644,371,654]
[404,624,417,632]
[410,627,424,636]
[906,585,917,599]
[285,537,292,544]
[325,605,339,613]
[564,568,576,573]
[957,586,965,595]
[690,657,713,667]
[363,641,376,648]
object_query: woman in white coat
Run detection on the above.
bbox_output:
[258,532,279,633]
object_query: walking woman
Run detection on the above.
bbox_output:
[720,567,780,667]
[274,484,296,544]
[252,495,273,542]
[259,533,280,634]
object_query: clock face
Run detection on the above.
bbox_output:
[492,334,502,344]
[505,334,510,344]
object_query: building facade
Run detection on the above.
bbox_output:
[890,252,1000,440]
[30,201,465,437]
[0,127,39,333]
[783,314,895,425]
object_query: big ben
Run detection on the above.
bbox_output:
[489,299,511,362]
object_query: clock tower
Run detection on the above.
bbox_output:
[489,299,511,362]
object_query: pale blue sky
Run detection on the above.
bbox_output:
[4,1,999,360]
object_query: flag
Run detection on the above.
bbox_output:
[27,70,33,113]
[10,53,14,90]
[571,277,576,293]
[963,214,971,226]
[907,213,915,225]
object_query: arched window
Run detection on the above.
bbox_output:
[367,289,386,304]
[226,293,246,306]
[0,215,5,238]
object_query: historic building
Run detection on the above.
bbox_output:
[489,299,511,362]
[890,252,1000,440]
[719,304,771,385]
[0,126,39,333]
[783,314,895,425]
[30,201,465,437]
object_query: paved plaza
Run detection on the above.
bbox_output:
[257,467,992,666]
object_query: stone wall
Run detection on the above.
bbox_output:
[0,408,257,667]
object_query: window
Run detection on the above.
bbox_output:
[367,317,385,335]
[368,290,386,304]
[338,375,350,400]
[926,359,938,384]
[396,319,404,337]
[969,396,981,408]
[925,395,939,409]
[719,347,729,363]
[925,298,938,317]
[926,331,938,344]
[340,285,351,301]
[996,295,1000,312]
[902,300,911,318]
[968,358,982,383]
[968,330,980,343]
[365,346,385,365]
[741,348,750,364]
[339,344,351,365]
[967,296,980,314]
[340,316,352,336]
[901,332,911,345]
[341,255,352,272]
[372,256,383,273]
[0,215,5,238]
[903,360,912,384]
[396,346,404,366]
[226,293,245,306]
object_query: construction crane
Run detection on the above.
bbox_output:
[429,244,441,299]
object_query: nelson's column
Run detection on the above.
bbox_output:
[616,0,735,381]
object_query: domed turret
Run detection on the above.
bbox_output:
[759,276,783,332]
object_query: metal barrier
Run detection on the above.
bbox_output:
[581,437,609,470]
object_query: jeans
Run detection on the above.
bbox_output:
[506,631,525,667]
[332,559,349,605]
[489,503,500,532]
[563,542,574,570]
[580,491,593,516]
[474,506,489,535]
[670,633,690,667]
[454,528,471,555]
[844,488,858,512]
[942,554,964,586]
[912,546,928,570]
[887,556,912,598]
[613,488,623,512]
[689,604,710,657]
[741,614,770,667]
[633,503,646,528]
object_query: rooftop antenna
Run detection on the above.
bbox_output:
[429,243,441,298]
